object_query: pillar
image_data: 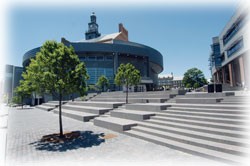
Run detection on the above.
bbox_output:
[113,52,118,74]
[238,56,245,86]
[228,63,234,87]
[216,71,220,83]
[222,67,226,84]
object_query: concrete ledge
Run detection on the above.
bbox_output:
[91,98,169,103]
[111,110,155,121]
[91,98,144,103]
[62,105,111,114]
[176,98,223,104]
[94,117,137,132]
[36,105,54,111]
[54,109,98,122]
[126,103,171,111]
[185,92,235,98]
[170,103,249,110]
[67,101,124,108]
[42,103,59,107]
[48,101,68,104]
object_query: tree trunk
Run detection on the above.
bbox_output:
[126,84,128,104]
[59,93,63,137]
[21,96,23,109]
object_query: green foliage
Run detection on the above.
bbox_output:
[14,79,33,108]
[115,63,141,87]
[11,95,21,104]
[22,40,89,137]
[23,41,89,97]
[96,75,109,92]
[88,85,99,92]
[183,68,207,89]
[186,83,192,88]
[193,82,200,89]
[115,63,141,103]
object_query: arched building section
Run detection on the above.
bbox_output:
[23,13,163,91]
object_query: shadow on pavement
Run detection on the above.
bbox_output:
[29,130,105,152]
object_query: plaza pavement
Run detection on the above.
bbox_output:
[4,106,227,166]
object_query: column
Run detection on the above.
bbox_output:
[113,52,118,74]
[216,71,220,83]
[238,56,245,86]
[228,63,234,87]
[222,67,226,84]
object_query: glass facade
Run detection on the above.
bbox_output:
[227,38,244,57]
[79,55,114,85]
[213,44,221,67]
[87,68,114,84]
[210,42,221,69]
[223,14,246,45]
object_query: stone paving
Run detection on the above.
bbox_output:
[4,106,227,166]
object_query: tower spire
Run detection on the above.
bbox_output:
[85,12,101,40]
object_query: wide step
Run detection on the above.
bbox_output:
[145,119,249,138]
[168,106,248,115]
[93,117,137,132]
[170,103,249,110]
[150,116,248,131]
[125,130,246,164]
[136,122,249,146]
[54,108,98,122]
[176,98,223,104]
[111,109,155,121]
[131,126,249,155]
[36,105,54,111]
[126,103,171,111]
[159,109,247,119]
[67,101,124,108]
[62,105,111,114]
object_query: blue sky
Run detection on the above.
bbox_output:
[8,2,238,79]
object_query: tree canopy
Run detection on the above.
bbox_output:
[182,67,207,89]
[115,63,141,103]
[96,75,109,92]
[22,40,89,137]
[14,79,33,108]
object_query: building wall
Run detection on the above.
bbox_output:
[209,4,249,88]
[4,65,23,103]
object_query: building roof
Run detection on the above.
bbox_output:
[158,74,173,78]
[77,32,121,43]
[173,76,183,81]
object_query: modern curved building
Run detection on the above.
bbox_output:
[23,12,163,91]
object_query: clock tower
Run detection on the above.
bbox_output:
[85,12,101,40]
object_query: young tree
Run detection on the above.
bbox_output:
[115,63,141,104]
[183,67,208,89]
[14,80,33,109]
[96,75,109,92]
[23,40,89,137]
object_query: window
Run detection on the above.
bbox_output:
[105,56,113,61]
[79,57,86,61]
[88,56,96,61]
[96,56,104,61]
[227,38,244,57]
[223,15,246,45]
[86,68,114,84]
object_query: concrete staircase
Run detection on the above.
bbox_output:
[53,101,124,122]
[220,96,249,105]
[36,101,68,111]
[90,90,186,103]
[39,91,249,164]
[74,93,98,101]
[93,93,250,164]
